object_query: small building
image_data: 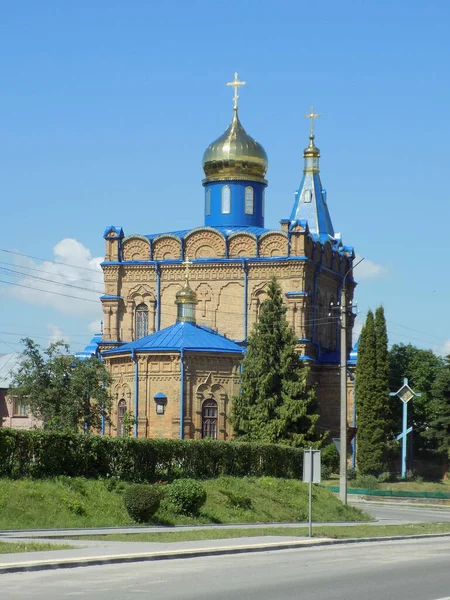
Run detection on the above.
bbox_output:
[0,353,41,430]
[102,277,244,439]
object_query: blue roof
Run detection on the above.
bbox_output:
[290,172,334,238]
[75,334,102,360]
[102,321,245,356]
[145,225,270,241]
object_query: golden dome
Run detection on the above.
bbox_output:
[176,282,197,304]
[303,134,320,158]
[202,110,268,183]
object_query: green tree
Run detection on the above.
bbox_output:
[11,338,112,432]
[389,343,444,456]
[356,308,390,475]
[231,276,322,447]
[426,355,450,456]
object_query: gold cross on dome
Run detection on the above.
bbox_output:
[226,72,246,110]
[305,106,320,135]
[182,256,192,282]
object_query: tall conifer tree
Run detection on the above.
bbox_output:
[231,276,322,447]
[355,309,389,474]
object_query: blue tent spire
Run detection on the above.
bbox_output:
[289,133,334,240]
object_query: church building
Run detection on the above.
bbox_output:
[96,73,356,440]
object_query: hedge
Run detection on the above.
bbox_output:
[0,429,303,482]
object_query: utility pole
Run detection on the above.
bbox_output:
[338,257,364,506]
[339,284,347,505]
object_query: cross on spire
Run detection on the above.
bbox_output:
[305,106,320,136]
[182,256,192,283]
[226,72,246,111]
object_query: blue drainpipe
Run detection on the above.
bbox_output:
[155,262,161,331]
[242,259,248,341]
[131,349,139,438]
[180,349,185,439]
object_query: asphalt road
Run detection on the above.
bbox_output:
[352,501,450,523]
[2,537,450,600]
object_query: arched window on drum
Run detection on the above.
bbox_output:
[245,186,254,214]
[202,399,218,440]
[221,186,231,214]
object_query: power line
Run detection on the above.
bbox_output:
[0,259,104,286]
[0,279,99,303]
[0,248,102,274]
[0,266,104,295]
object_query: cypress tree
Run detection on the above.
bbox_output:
[355,310,387,474]
[231,276,322,447]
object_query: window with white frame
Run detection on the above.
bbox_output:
[261,188,265,217]
[245,186,254,214]
[221,186,231,214]
[205,188,211,216]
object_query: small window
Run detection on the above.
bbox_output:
[202,399,218,440]
[261,188,265,218]
[205,189,211,216]
[13,398,27,416]
[221,186,231,214]
[135,303,148,339]
[245,186,254,214]
[303,189,312,203]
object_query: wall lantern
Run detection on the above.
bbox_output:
[154,392,167,415]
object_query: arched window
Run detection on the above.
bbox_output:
[135,303,148,339]
[245,186,254,214]
[303,189,312,203]
[262,188,265,218]
[205,188,211,216]
[202,399,218,440]
[221,186,231,214]
[117,399,127,437]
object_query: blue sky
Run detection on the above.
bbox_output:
[1,0,449,355]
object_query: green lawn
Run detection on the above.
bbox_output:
[323,476,450,494]
[0,541,73,554]
[63,523,450,543]
[0,476,368,530]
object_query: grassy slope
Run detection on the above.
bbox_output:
[0,476,368,530]
[323,476,450,493]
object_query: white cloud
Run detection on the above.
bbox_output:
[354,254,386,280]
[8,238,104,316]
[88,319,103,334]
[47,324,70,345]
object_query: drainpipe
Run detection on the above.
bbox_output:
[180,349,185,439]
[155,262,161,331]
[347,368,356,468]
[131,349,138,438]
[242,259,248,341]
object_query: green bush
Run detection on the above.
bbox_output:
[377,471,395,483]
[353,474,380,490]
[0,429,304,482]
[61,496,87,516]
[166,479,206,515]
[321,464,331,480]
[123,484,161,523]
[347,467,357,481]
[321,444,340,473]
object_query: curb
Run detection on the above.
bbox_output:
[2,532,450,574]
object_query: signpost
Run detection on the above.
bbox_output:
[303,448,321,537]
[390,378,421,479]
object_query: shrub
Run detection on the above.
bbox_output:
[353,474,380,490]
[321,464,331,480]
[123,484,161,523]
[321,444,340,473]
[167,479,206,515]
[62,496,87,516]
[347,467,357,481]
[0,429,304,482]
[377,471,395,483]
